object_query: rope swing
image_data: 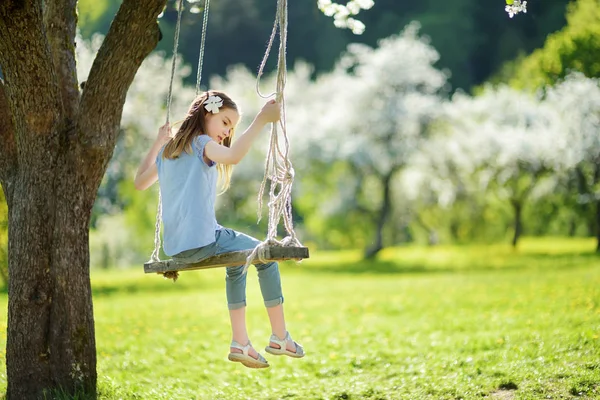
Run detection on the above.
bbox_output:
[144,0,308,280]
[242,0,304,273]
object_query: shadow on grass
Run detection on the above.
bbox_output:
[91,274,213,297]
[297,251,600,276]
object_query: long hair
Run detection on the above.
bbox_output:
[162,90,238,193]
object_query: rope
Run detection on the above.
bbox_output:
[243,0,303,273]
[150,191,163,262]
[151,0,185,263]
[195,0,211,95]
[151,0,210,265]
[165,0,185,126]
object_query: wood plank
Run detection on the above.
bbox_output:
[144,246,309,274]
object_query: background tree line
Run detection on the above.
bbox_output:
[76,0,571,91]
[0,0,598,285]
[74,0,599,269]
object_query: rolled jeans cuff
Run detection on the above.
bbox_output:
[228,300,247,310]
[264,296,284,308]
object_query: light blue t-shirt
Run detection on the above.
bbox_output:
[156,135,220,256]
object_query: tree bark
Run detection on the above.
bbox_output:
[0,1,166,398]
[43,0,80,121]
[365,169,397,259]
[0,78,16,204]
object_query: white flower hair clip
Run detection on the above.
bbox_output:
[204,95,224,114]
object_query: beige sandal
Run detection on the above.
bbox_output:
[265,331,305,358]
[228,341,270,369]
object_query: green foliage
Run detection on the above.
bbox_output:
[76,0,119,39]
[412,176,597,247]
[294,161,376,250]
[2,238,599,399]
[506,0,600,89]
[414,194,513,245]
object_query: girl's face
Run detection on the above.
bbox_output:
[205,108,240,145]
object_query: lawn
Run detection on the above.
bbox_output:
[0,237,599,399]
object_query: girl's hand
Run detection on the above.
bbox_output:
[157,123,172,143]
[257,99,281,124]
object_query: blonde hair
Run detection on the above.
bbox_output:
[162,90,238,193]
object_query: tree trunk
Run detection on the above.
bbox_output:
[365,170,396,259]
[593,162,600,253]
[511,199,523,248]
[7,154,98,398]
[0,1,166,398]
[568,217,577,237]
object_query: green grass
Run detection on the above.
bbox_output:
[1,237,599,399]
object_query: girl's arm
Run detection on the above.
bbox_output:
[134,123,171,190]
[205,100,280,165]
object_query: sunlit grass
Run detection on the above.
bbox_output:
[0,237,599,399]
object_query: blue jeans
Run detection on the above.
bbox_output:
[172,228,284,310]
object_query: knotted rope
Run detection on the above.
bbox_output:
[243,0,303,273]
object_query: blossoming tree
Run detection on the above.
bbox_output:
[0,1,169,398]
[544,74,600,250]
[289,23,447,257]
[429,86,564,246]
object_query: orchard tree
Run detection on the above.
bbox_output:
[544,74,600,250]
[291,22,447,257]
[441,86,564,246]
[404,124,497,243]
[0,1,169,398]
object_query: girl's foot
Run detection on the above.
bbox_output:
[265,331,305,358]
[228,341,269,368]
[230,343,259,359]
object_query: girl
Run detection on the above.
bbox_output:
[134,90,304,369]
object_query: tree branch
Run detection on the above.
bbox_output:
[77,0,166,166]
[43,0,79,120]
[0,1,62,177]
[0,77,17,204]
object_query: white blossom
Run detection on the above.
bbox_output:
[204,95,223,113]
[318,0,374,34]
[287,22,447,218]
[505,0,527,18]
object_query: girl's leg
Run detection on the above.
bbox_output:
[225,265,260,359]
[265,304,298,352]
[254,262,296,352]
[228,306,259,359]
[218,229,285,311]
[217,228,298,353]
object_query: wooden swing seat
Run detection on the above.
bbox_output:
[144,246,309,275]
